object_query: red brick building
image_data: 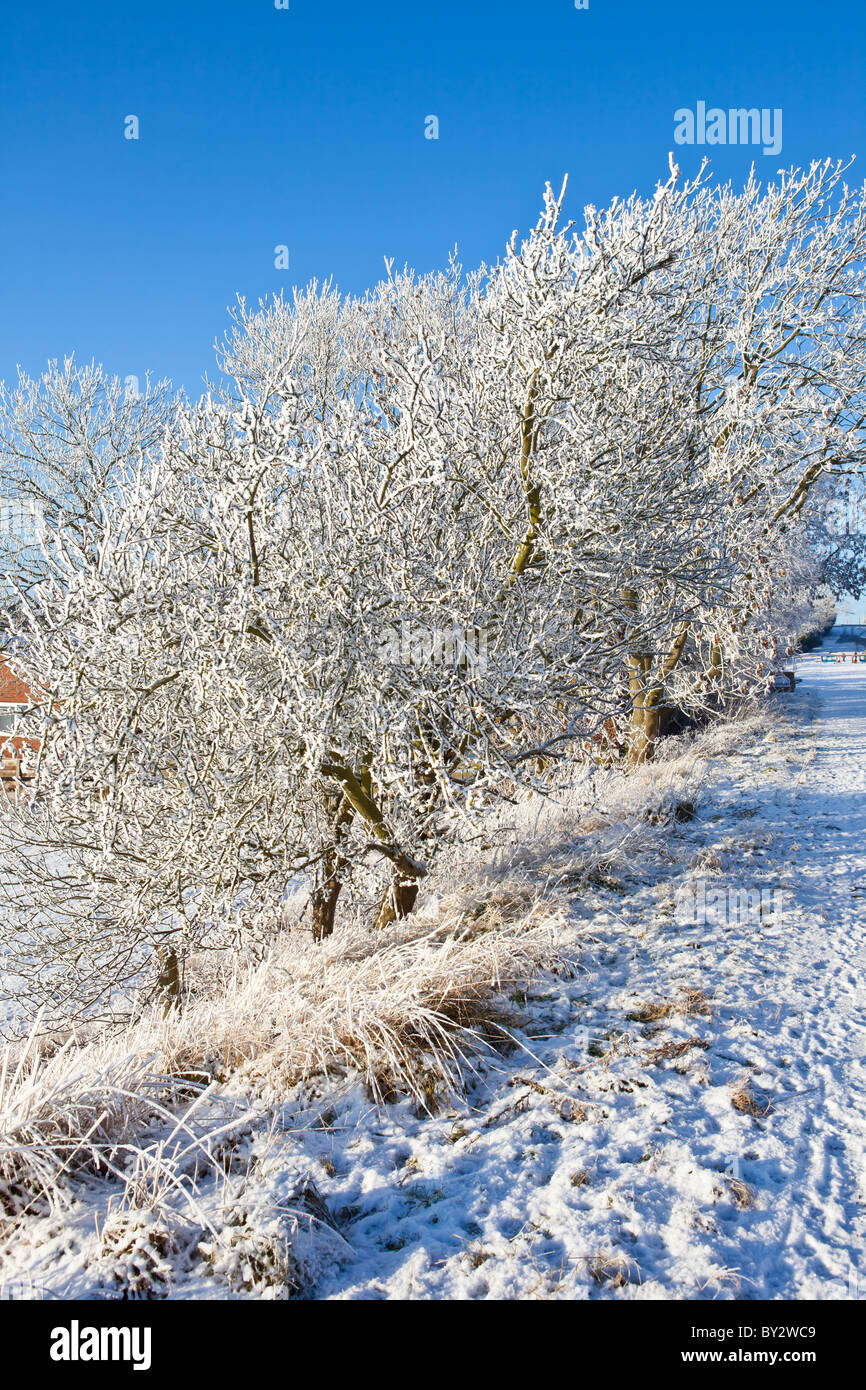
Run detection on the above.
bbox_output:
[0,659,39,786]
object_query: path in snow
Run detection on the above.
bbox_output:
[309,656,866,1300]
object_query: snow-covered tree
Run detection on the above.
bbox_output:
[2,161,863,1022]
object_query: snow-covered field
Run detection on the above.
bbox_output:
[2,655,866,1300]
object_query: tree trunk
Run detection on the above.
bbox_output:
[311,847,345,942]
[625,642,652,765]
[311,794,354,942]
[156,945,181,1014]
[373,874,421,931]
[625,617,691,765]
[318,759,428,931]
[628,701,663,765]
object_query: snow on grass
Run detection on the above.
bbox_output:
[2,668,866,1299]
[0,878,575,1296]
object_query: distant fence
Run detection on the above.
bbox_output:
[794,651,866,664]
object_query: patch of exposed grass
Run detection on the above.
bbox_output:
[730,1078,772,1119]
[587,1250,637,1288]
[646,1036,710,1065]
[627,986,712,1025]
[729,1177,757,1209]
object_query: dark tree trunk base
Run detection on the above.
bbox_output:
[310,793,354,942]
[374,877,421,931]
[156,947,181,1015]
[311,873,344,941]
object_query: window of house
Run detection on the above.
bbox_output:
[0,705,27,733]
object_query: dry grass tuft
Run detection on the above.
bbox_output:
[691,846,725,874]
[681,987,713,1016]
[627,1000,673,1023]
[94,1209,184,1298]
[646,1036,710,1065]
[587,1250,636,1288]
[627,987,711,1026]
[198,1178,344,1299]
[0,1029,189,1217]
[464,1242,493,1269]
[730,1078,772,1119]
[729,1177,757,1210]
[695,1265,746,1295]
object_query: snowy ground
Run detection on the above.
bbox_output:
[302,655,866,1300]
[3,653,866,1300]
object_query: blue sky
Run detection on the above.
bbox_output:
[1,0,864,397]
